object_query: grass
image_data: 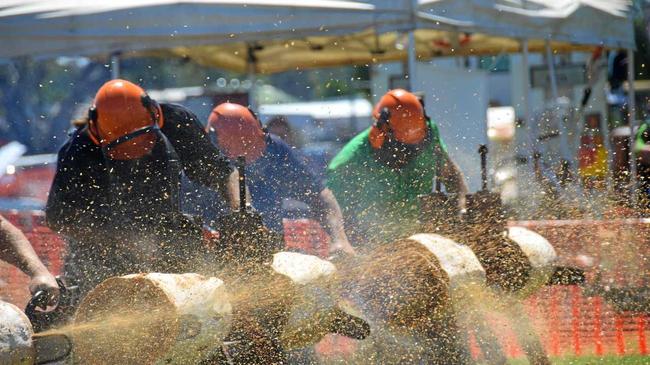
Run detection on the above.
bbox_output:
[504,355,649,365]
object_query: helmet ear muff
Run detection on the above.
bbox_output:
[246,106,266,132]
[208,121,219,146]
[369,107,391,149]
[87,106,101,145]
[141,93,164,128]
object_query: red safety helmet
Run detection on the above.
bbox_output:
[206,103,266,163]
[369,89,427,149]
[87,79,164,160]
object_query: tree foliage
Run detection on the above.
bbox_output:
[635,15,650,80]
[0,56,236,154]
[0,58,110,153]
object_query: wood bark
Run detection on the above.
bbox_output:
[73,273,231,365]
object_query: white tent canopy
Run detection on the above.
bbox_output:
[155,0,635,73]
[0,0,392,59]
[0,1,635,71]
[416,0,634,49]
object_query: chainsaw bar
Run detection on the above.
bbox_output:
[33,333,72,364]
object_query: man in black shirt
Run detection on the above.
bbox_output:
[46,79,238,295]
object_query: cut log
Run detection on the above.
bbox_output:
[345,234,486,364]
[218,251,362,364]
[355,233,485,331]
[72,273,231,365]
[0,301,34,365]
[507,226,558,297]
[348,228,556,364]
[463,231,532,292]
[223,265,296,365]
[271,251,342,349]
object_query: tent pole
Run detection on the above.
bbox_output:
[522,39,542,201]
[522,39,532,150]
[546,39,572,178]
[406,0,418,92]
[627,48,638,206]
[545,40,559,100]
[247,45,257,111]
[110,52,121,79]
[248,67,257,112]
[407,30,417,91]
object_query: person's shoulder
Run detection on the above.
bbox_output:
[426,118,441,133]
[267,134,291,152]
[640,120,650,131]
[66,126,96,149]
[637,120,650,139]
[265,134,304,163]
[425,118,446,148]
[161,103,201,124]
[161,102,189,114]
[269,133,304,154]
[328,128,371,171]
[57,126,101,161]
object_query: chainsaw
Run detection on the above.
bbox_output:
[24,277,78,364]
[418,145,585,288]
[213,156,284,267]
[464,144,507,237]
[417,149,461,237]
[211,157,369,365]
[468,145,585,287]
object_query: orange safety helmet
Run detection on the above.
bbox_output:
[369,89,427,149]
[87,79,164,160]
[206,103,266,163]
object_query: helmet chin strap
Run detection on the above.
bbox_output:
[101,124,160,156]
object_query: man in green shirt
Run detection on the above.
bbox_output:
[634,116,650,209]
[328,89,468,246]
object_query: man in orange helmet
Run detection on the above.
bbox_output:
[328,89,468,246]
[329,91,471,364]
[186,102,354,256]
[45,79,239,295]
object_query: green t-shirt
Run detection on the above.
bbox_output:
[327,120,447,245]
[635,120,650,155]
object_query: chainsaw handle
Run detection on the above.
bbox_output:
[25,277,65,319]
[26,290,51,314]
[479,144,488,191]
[237,156,247,211]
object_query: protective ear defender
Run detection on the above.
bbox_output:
[246,106,267,133]
[87,106,101,145]
[369,107,392,149]
[140,93,164,129]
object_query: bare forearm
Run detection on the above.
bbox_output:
[638,149,650,166]
[315,188,349,243]
[0,217,50,278]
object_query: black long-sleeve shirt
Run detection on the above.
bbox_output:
[46,103,231,245]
